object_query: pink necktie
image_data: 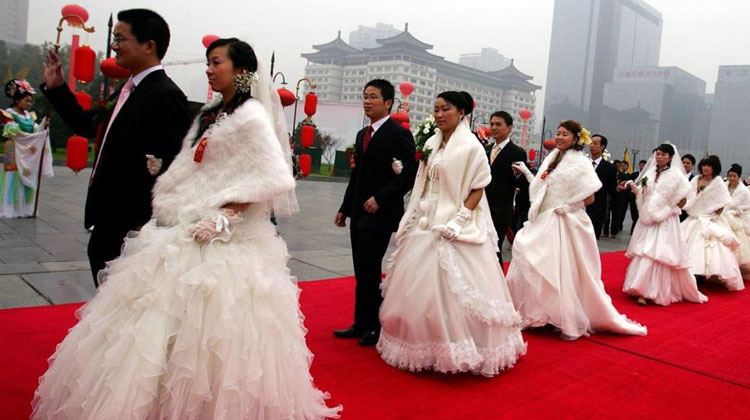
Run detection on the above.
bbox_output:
[93,78,135,176]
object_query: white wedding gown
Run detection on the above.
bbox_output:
[507,149,647,340]
[681,177,744,291]
[31,98,340,419]
[623,168,707,305]
[31,207,340,419]
[378,154,527,377]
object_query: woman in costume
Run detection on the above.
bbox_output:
[722,164,750,280]
[681,155,743,291]
[377,91,527,377]
[32,39,340,419]
[507,120,647,340]
[1,79,52,218]
[620,143,707,306]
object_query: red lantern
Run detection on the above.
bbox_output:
[390,111,409,124]
[66,135,88,173]
[304,92,318,117]
[300,125,315,148]
[399,82,414,97]
[61,4,88,26]
[100,57,130,79]
[202,34,220,48]
[277,88,296,107]
[299,153,312,177]
[74,91,92,110]
[73,45,96,83]
[400,121,410,130]
[528,149,536,161]
[543,139,556,151]
[519,109,532,120]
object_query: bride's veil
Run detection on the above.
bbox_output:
[252,59,300,217]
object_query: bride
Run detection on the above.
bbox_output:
[377,91,526,377]
[507,120,647,340]
[32,38,340,419]
[681,155,743,291]
[621,143,707,306]
[722,164,750,280]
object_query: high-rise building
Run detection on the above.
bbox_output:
[0,0,29,45]
[302,26,541,145]
[544,0,662,132]
[459,48,511,72]
[348,23,400,50]
[601,66,708,160]
[708,65,750,169]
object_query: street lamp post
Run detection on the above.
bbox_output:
[291,78,316,131]
[470,114,486,130]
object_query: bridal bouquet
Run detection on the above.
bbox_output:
[413,115,436,162]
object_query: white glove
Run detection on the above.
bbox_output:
[554,201,585,215]
[441,206,472,240]
[146,154,163,176]
[392,158,403,175]
[511,161,534,183]
[191,209,243,244]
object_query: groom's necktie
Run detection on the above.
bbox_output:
[362,125,374,153]
[92,78,135,179]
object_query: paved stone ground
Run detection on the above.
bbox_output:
[0,166,633,309]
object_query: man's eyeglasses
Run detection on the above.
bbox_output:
[110,36,135,46]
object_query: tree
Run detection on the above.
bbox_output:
[319,132,341,168]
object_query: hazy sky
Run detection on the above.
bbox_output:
[26,0,749,104]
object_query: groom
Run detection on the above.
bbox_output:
[334,79,417,346]
[41,9,191,285]
[485,111,527,264]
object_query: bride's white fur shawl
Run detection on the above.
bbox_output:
[527,148,601,221]
[152,98,295,226]
[682,175,731,217]
[634,165,690,224]
[396,122,493,244]
[727,181,750,212]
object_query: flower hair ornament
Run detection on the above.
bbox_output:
[233,70,259,94]
[4,79,36,99]
[577,127,592,146]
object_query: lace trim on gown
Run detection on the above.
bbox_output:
[377,330,526,377]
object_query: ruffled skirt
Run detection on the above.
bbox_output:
[624,215,707,305]
[507,208,647,340]
[682,215,744,291]
[378,228,526,377]
[32,218,341,419]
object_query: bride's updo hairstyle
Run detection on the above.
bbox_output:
[728,163,743,177]
[436,90,474,117]
[194,38,258,143]
[558,120,585,151]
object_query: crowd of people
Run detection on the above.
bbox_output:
[1,7,746,419]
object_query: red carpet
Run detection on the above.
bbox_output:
[2,251,749,419]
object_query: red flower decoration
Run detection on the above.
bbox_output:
[541,170,549,180]
[415,151,423,161]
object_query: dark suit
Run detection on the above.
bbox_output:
[610,169,631,235]
[485,140,527,261]
[339,118,416,332]
[42,70,191,284]
[586,158,617,238]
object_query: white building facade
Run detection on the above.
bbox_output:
[302,26,540,146]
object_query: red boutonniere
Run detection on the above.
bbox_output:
[194,138,208,162]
